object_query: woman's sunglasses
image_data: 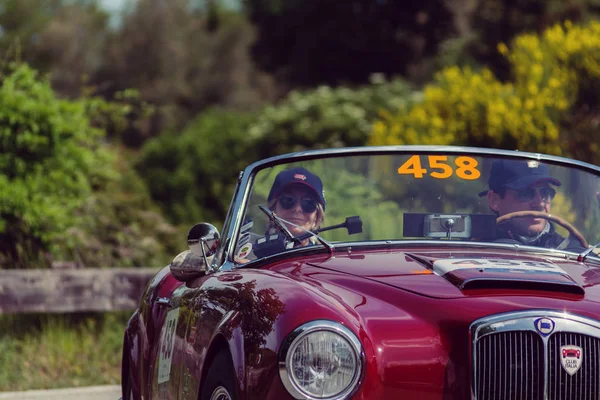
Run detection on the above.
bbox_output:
[278,194,318,213]
[511,187,556,203]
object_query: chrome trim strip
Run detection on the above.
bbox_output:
[543,329,549,400]
[232,238,591,269]
[221,162,255,271]
[278,320,365,400]
[470,310,600,400]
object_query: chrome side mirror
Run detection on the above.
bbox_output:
[170,223,220,282]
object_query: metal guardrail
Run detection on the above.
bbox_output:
[0,268,159,314]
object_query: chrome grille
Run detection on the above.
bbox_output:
[548,332,600,399]
[471,312,600,400]
[475,331,544,400]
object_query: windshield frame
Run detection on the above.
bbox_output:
[219,145,600,270]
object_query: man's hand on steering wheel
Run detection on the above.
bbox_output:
[496,210,588,249]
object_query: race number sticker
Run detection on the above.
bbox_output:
[236,242,253,259]
[158,308,180,384]
[398,155,481,180]
[433,258,565,275]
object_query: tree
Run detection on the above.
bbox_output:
[248,76,414,160]
[0,0,111,97]
[243,0,456,86]
[35,2,112,97]
[0,0,62,64]
[95,0,278,147]
[443,0,600,80]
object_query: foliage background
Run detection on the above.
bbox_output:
[3,0,600,270]
[2,0,600,391]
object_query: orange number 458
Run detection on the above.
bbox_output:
[397,155,481,180]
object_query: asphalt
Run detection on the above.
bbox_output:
[0,385,121,400]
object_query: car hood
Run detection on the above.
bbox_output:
[305,247,600,300]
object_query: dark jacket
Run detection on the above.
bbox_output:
[494,222,565,248]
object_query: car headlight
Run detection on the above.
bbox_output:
[279,320,364,399]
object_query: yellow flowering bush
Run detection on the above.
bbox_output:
[370,21,600,157]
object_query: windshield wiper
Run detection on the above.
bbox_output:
[258,205,297,243]
[577,242,600,262]
[258,204,334,253]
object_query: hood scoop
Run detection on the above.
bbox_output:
[429,257,585,295]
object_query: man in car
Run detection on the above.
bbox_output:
[479,159,566,248]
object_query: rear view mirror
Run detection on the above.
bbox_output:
[170,223,220,282]
[170,250,206,282]
[187,222,220,259]
[345,216,363,235]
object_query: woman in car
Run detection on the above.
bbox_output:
[235,167,326,263]
[265,167,326,247]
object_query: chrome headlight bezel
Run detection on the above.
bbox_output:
[278,320,365,400]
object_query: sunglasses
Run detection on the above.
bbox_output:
[511,187,556,203]
[278,194,318,213]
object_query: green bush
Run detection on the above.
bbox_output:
[50,155,182,268]
[248,75,414,159]
[464,0,600,78]
[0,64,115,268]
[0,63,180,268]
[136,108,257,226]
[136,79,415,227]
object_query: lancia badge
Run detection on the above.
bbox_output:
[560,345,583,376]
[534,317,555,336]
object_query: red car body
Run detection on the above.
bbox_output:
[121,147,600,399]
[123,248,600,399]
[562,348,581,359]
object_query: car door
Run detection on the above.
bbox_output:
[153,274,225,400]
[152,284,188,400]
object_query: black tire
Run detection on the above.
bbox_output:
[122,373,133,400]
[201,349,237,400]
[121,337,135,400]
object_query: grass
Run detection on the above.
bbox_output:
[0,311,132,391]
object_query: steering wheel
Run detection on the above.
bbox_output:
[496,210,588,248]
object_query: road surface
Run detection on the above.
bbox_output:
[0,385,121,400]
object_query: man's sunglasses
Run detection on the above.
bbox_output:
[278,195,318,213]
[511,187,556,203]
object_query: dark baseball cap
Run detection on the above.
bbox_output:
[268,167,326,210]
[478,159,561,197]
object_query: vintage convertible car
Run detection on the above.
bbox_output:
[121,146,600,400]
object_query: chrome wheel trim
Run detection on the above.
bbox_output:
[210,386,232,400]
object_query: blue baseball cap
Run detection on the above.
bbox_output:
[478,159,561,197]
[268,167,326,210]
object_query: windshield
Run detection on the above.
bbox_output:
[233,151,600,262]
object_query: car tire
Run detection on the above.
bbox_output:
[122,370,134,400]
[201,349,237,400]
[122,378,132,400]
